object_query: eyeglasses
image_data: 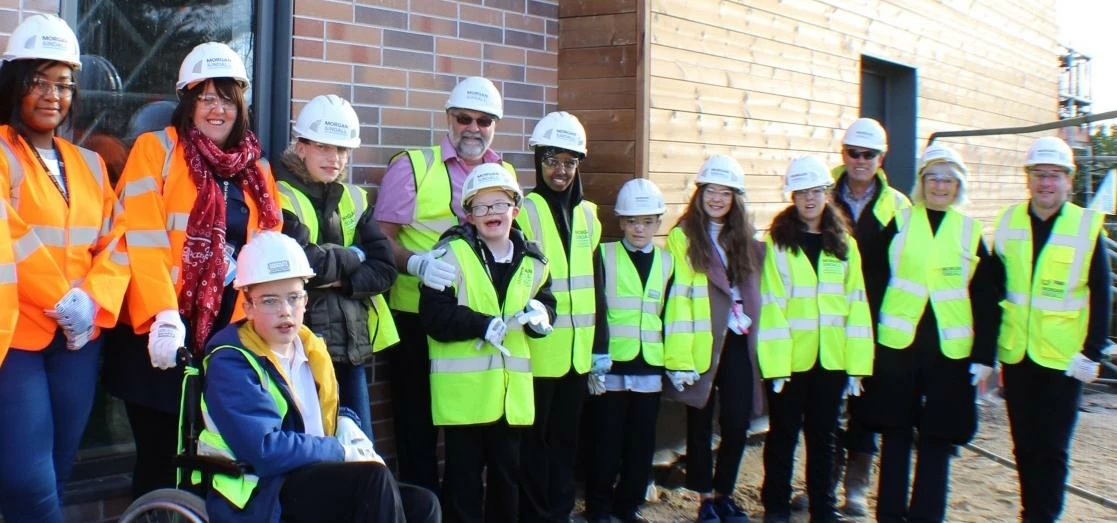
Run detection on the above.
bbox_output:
[622,216,660,229]
[844,149,881,160]
[1027,169,1066,182]
[249,292,308,314]
[30,78,76,99]
[197,93,237,112]
[793,187,828,199]
[542,157,579,171]
[453,113,495,128]
[301,140,351,158]
[702,186,736,201]
[468,201,514,217]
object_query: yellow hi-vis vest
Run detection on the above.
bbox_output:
[427,236,548,426]
[277,181,400,353]
[388,146,515,313]
[993,202,1103,370]
[877,205,981,357]
[600,242,694,370]
[666,227,710,373]
[193,345,288,509]
[829,165,911,227]
[516,193,600,376]
[757,233,874,378]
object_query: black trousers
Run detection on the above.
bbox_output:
[761,365,846,519]
[1003,357,1083,523]
[585,389,662,519]
[442,422,523,523]
[519,370,587,522]
[843,399,878,455]
[877,428,954,523]
[124,402,180,499]
[386,311,440,492]
[280,462,441,523]
[686,333,753,495]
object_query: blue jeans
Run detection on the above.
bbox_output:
[0,331,102,523]
[335,362,374,438]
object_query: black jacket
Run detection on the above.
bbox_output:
[277,154,398,365]
[419,224,557,342]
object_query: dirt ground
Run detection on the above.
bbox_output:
[576,385,1117,522]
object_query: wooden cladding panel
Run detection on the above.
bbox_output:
[558,78,637,110]
[559,13,638,49]
[558,45,639,79]
[560,0,639,18]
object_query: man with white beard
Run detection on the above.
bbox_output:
[374,76,516,492]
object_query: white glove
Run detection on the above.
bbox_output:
[844,376,864,398]
[515,299,552,335]
[1065,353,1101,384]
[45,288,96,350]
[475,317,511,357]
[771,377,789,393]
[666,370,700,392]
[337,416,385,464]
[591,354,613,376]
[147,309,185,370]
[727,302,752,335]
[587,373,607,396]
[969,363,995,386]
[407,248,456,291]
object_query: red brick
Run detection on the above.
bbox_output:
[409,71,460,92]
[410,14,458,36]
[292,79,349,100]
[484,43,525,63]
[410,90,450,112]
[526,66,557,85]
[546,35,558,52]
[326,41,381,64]
[327,21,382,46]
[527,49,557,69]
[23,0,57,11]
[383,48,434,70]
[293,37,324,59]
[294,0,354,22]
[483,61,525,82]
[485,0,526,12]
[460,4,503,26]
[494,117,527,135]
[412,0,459,18]
[355,65,408,87]
[436,37,483,58]
[382,108,434,128]
[293,17,324,38]
[545,86,558,104]
[385,29,434,52]
[505,12,545,33]
[357,0,407,8]
[436,55,482,76]
[491,133,524,151]
[293,59,352,83]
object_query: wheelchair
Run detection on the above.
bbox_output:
[118,348,252,523]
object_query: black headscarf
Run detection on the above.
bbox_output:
[530,146,585,252]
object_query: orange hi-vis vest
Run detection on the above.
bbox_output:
[0,125,129,350]
[116,127,280,333]
[0,198,16,362]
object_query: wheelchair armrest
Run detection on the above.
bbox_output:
[173,454,254,477]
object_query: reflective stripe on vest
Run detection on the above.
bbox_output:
[276,181,399,353]
[993,202,1102,370]
[877,206,980,357]
[517,193,599,375]
[601,242,672,365]
[194,345,289,509]
[389,146,516,313]
[666,226,713,373]
[427,237,547,426]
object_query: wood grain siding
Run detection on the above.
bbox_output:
[558,1,646,235]
[646,0,1058,231]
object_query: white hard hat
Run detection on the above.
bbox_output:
[842,117,888,152]
[176,42,249,91]
[529,111,587,156]
[696,154,746,193]
[445,76,503,119]
[784,156,833,193]
[293,95,361,148]
[615,178,666,216]
[2,14,81,69]
[234,231,316,289]
[1024,136,1075,174]
[461,163,522,208]
[913,143,968,205]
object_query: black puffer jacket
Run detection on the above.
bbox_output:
[277,150,397,365]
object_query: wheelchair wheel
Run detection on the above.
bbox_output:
[118,488,208,523]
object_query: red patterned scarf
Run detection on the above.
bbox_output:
[178,126,280,351]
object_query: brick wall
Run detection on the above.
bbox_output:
[290,0,560,461]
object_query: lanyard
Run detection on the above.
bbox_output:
[20,134,68,204]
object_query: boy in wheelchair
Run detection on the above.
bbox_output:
[195,231,439,522]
